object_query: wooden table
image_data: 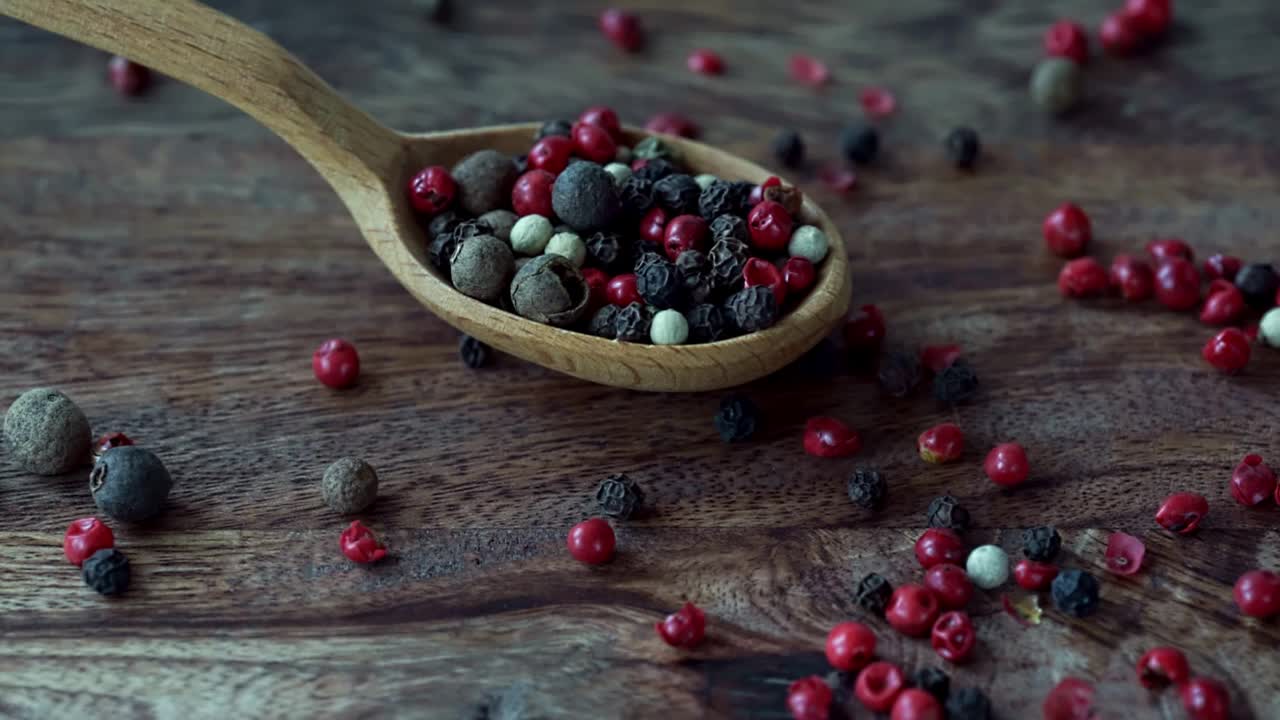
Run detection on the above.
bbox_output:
[2,1,1278,717]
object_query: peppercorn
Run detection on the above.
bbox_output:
[653,174,702,216]
[788,225,829,264]
[589,305,620,339]
[107,56,150,97]
[934,361,979,404]
[1022,526,1061,562]
[407,165,457,215]
[772,129,805,169]
[685,303,728,344]
[510,215,553,256]
[675,250,713,304]
[698,180,751,221]
[90,446,173,523]
[847,468,887,510]
[604,162,633,189]
[3,387,92,475]
[581,231,628,274]
[651,309,690,345]
[707,239,748,295]
[321,456,379,514]
[544,231,587,268]
[946,688,991,720]
[619,176,657,220]
[1051,569,1101,617]
[595,473,644,519]
[878,350,922,398]
[1261,307,1280,347]
[459,335,492,369]
[451,234,515,302]
[927,494,971,532]
[637,255,684,309]
[664,215,710,261]
[856,573,893,615]
[82,548,130,596]
[1030,58,1083,115]
[551,162,621,233]
[512,154,529,175]
[536,119,572,140]
[965,545,1009,590]
[427,209,461,240]
[509,254,590,326]
[477,209,517,243]
[748,200,794,251]
[633,159,678,185]
[431,218,492,276]
[690,174,716,192]
[1235,263,1278,310]
[725,285,778,332]
[614,302,655,343]
[945,127,981,170]
[910,667,950,703]
[839,123,879,165]
[714,394,757,442]
[615,146,633,165]
[711,214,750,243]
[451,149,517,216]
[763,183,804,217]
[633,137,677,163]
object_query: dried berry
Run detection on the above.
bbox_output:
[763,183,804,217]
[536,119,572,140]
[878,350,922,397]
[633,159,678,184]
[654,174,702,216]
[710,215,750,244]
[431,218,491,277]
[619,176,657,218]
[910,667,950,702]
[927,495,971,532]
[509,254,590,326]
[313,338,360,389]
[82,548,130,596]
[708,238,749,296]
[589,305,620,339]
[584,231,630,274]
[772,129,805,169]
[945,687,992,720]
[686,303,728,343]
[1030,57,1082,115]
[451,234,515,302]
[552,162,622,232]
[3,387,91,475]
[451,149,518,216]
[459,335,492,369]
[945,127,981,170]
[427,210,461,240]
[934,361,979,404]
[633,137,678,163]
[847,468,886,510]
[965,545,1009,589]
[657,602,706,649]
[90,446,173,523]
[637,255,684,309]
[840,123,880,165]
[63,517,115,567]
[321,456,379,514]
[107,56,150,97]
[595,473,645,519]
[1022,526,1061,562]
[675,250,713,304]
[698,180,751,220]
[340,520,388,564]
[714,394,758,442]
[599,8,644,52]
[614,302,655,343]
[650,309,689,345]
[1051,569,1101,618]
[1235,263,1279,310]
[724,285,779,332]
[856,573,893,615]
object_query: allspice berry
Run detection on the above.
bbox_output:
[90,446,172,523]
[321,456,379,514]
[478,209,518,243]
[1030,58,1082,115]
[510,254,590,326]
[3,387,92,475]
[450,234,514,302]
[451,149,517,216]
[552,162,622,232]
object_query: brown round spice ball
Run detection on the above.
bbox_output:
[321,456,379,514]
[451,149,517,216]
[510,254,589,326]
[551,162,621,232]
[3,387,92,475]
[450,234,514,302]
[478,209,518,243]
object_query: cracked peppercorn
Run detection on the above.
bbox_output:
[698,180,751,220]
[934,361,979,404]
[614,302,655,343]
[945,687,992,720]
[82,548,131,596]
[686,303,728,344]
[585,231,631,274]
[715,394,758,442]
[589,305,620,339]
[910,667,950,702]
[1051,569,1101,617]
[1022,526,1061,562]
[840,123,880,165]
[595,473,644,519]
[654,174,703,216]
[459,335,492,369]
[708,237,749,294]
[856,573,893,615]
[945,127,981,170]
[927,495,971,532]
[847,468,887,510]
[637,255,684,309]
[772,129,805,169]
[879,350,922,397]
[725,285,779,332]
[710,215,750,244]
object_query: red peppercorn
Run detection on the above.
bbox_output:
[1155,492,1209,534]
[1109,255,1154,301]
[1100,11,1143,56]
[782,257,816,293]
[1123,0,1173,39]
[578,105,623,142]
[788,54,830,87]
[606,274,642,307]
[571,121,618,165]
[63,517,115,567]
[407,165,457,215]
[1136,646,1190,689]
[818,165,857,193]
[859,87,896,118]
[748,177,782,207]
[512,169,556,217]
[1154,257,1201,310]
[930,610,975,664]
[567,518,615,565]
[1146,238,1194,264]
[656,602,706,648]
[1042,678,1095,720]
[1013,559,1059,590]
[1104,531,1146,576]
[313,338,360,389]
[1233,569,1280,618]
[747,201,794,252]
[664,215,710,261]
[339,520,387,564]
[824,621,876,672]
[1043,203,1091,258]
[983,443,1030,488]
[639,207,670,246]
[1203,254,1242,281]
[92,431,134,461]
[885,584,941,637]
[645,112,699,139]
[919,344,962,374]
[803,416,862,458]
[687,49,725,75]
[108,55,150,96]
[1180,677,1231,720]
[1058,258,1109,298]
[1202,327,1251,374]
[581,268,609,312]
[921,420,962,466]
[599,8,644,53]
[844,305,886,357]
[1199,285,1245,326]
[1044,21,1089,64]
[1230,454,1276,508]
[855,661,905,712]
[890,689,942,720]
[787,676,833,720]
[915,528,966,569]
[743,257,788,305]
[923,563,973,609]
[528,135,573,174]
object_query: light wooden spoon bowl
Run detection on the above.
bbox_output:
[2,0,851,392]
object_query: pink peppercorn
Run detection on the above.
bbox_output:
[528,135,573,174]
[747,201,794,251]
[581,268,609,312]
[1100,12,1143,56]
[567,518,616,565]
[656,602,706,648]
[1203,254,1242,281]
[1155,492,1208,534]
[1109,255,1154,301]
[640,207,670,246]
[802,416,862,458]
[1199,285,1245,326]
[818,165,857,193]
[664,215,709,261]
[1044,21,1089,64]
[788,55,830,87]
[108,55,151,96]
[743,258,788,305]
[844,305,886,356]
[339,521,387,564]
[1154,258,1200,310]
[407,166,456,215]
[64,517,115,566]
[1233,569,1280,618]
[599,9,644,53]
[313,338,360,389]
[859,87,896,118]
[1202,328,1251,373]
[1146,238,1194,264]
[1043,203,1091,258]
[787,676,833,720]
[1059,258,1109,298]
[578,106,623,142]
[782,257,816,293]
[687,49,725,75]
[606,274,642,307]
[512,170,556,217]
[645,113,699,139]
[571,121,618,164]
[1124,0,1173,39]
[984,442,1030,488]
[1229,454,1276,507]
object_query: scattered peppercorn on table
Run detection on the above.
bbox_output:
[2,0,1280,717]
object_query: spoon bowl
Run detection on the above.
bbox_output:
[2,0,850,391]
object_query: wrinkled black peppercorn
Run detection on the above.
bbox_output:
[878,350,922,398]
[675,250,713,304]
[772,129,806,169]
[430,218,493,277]
[536,119,572,140]
[638,256,684,309]
[686,303,728,344]
[634,250,665,276]
[840,123,880,165]
[619,176,657,219]
[847,468,887,510]
[934,360,979,405]
[1022,526,1061,562]
[589,305,620,339]
[710,214,750,245]
[910,667,950,702]
[714,394,758,442]
[633,158,678,183]
[586,231,631,274]
[725,285,778,332]
[654,174,702,215]
[615,303,655,343]
[945,127,981,170]
[459,335,491,369]
[595,473,645,519]
[1235,263,1279,310]
[426,210,461,240]
[698,180,751,220]
[856,573,893,615]
[1051,569,1100,618]
[927,494,971,532]
[946,687,992,720]
[82,548,130,596]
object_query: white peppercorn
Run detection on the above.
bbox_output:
[544,231,587,267]
[450,235,515,302]
[788,225,830,264]
[1261,307,1280,348]
[965,545,1010,590]
[3,387,91,475]
[478,209,518,243]
[694,173,718,190]
[650,309,690,345]
[510,215,553,255]
[1030,57,1082,115]
[510,254,590,326]
[451,149,518,216]
[321,456,379,514]
[604,162,633,188]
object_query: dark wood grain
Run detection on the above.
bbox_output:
[2,0,1280,717]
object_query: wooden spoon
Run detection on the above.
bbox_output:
[2,0,851,392]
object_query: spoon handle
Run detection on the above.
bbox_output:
[0,0,403,189]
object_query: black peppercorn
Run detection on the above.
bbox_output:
[855,573,893,615]
[724,285,778,333]
[730,181,757,214]
[945,687,992,720]
[552,162,622,233]
[614,302,654,343]
[82,548,130,596]
[1235,263,1279,310]
[589,305,620,339]
[595,473,645,519]
[847,468,887,510]
[685,304,728,344]
[637,256,684,309]
[586,231,632,274]
[426,209,461,240]
[1051,569,1101,618]
[430,218,493,278]
[536,119,572,140]
[619,176,657,219]
[839,123,879,165]
[459,335,491,369]
[772,129,805,169]
[654,174,702,216]
[945,127,981,170]
[675,250,713,304]
[714,394,758,442]
[634,250,665,276]
[934,360,979,405]
[926,494,971,532]
[909,667,950,702]
[710,214,750,245]
[878,350,922,398]
[633,158,678,183]
[698,180,751,221]
[1022,526,1061,562]
[708,238,747,296]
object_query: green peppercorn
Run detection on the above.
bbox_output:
[451,150,518,216]
[1030,57,1082,115]
[321,456,379,514]
[511,215,553,256]
[90,446,172,523]
[551,162,622,232]
[633,136,677,162]
[451,234,515,302]
[3,387,92,475]
[82,548,130,596]
[788,225,829,264]
[604,162,633,188]
[509,254,589,326]
[478,209,517,243]
[693,174,718,191]
[544,231,587,267]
